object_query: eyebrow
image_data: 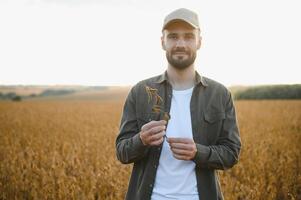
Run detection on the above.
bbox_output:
[167,32,195,37]
[167,33,196,39]
[167,33,178,37]
[185,33,195,37]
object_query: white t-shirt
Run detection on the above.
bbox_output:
[151,86,199,200]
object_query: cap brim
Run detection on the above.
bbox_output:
[162,19,198,31]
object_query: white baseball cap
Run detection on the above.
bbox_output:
[162,8,200,31]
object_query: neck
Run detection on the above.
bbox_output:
[167,64,196,90]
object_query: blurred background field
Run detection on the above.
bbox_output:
[0,87,301,200]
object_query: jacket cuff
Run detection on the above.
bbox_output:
[132,132,147,151]
[193,143,211,165]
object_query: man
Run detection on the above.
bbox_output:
[115,8,241,200]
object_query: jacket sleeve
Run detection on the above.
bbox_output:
[115,85,150,164]
[193,91,241,170]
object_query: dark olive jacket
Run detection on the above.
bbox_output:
[115,70,241,200]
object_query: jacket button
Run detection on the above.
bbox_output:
[149,184,153,188]
[154,165,157,169]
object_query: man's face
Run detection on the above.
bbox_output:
[161,20,201,70]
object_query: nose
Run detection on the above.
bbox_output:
[175,38,185,48]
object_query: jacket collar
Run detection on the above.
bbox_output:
[155,70,208,87]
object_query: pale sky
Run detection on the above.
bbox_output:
[0,0,300,86]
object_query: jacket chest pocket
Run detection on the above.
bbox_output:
[203,111,225,144]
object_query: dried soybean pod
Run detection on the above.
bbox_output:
[152,105,161,113]
[145,86,153,103]
[163,112,170,122]
[155,94,163,105]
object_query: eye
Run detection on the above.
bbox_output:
[185,34,195,40]
[168,34,178,40]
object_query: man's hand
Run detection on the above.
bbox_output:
[167,137,197,161]
[139,120,166,146]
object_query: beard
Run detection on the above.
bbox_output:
[166,48,196,70]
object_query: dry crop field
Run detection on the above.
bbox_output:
[0,99,300,200]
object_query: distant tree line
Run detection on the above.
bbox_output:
[0,92,22,101]
[234,84,301,100]
[39,89,75,97]
[0,89,76,101]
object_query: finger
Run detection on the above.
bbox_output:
[167,137,192,144]
[142,120,166,130]
[147,125,166,136]
[141,129,165,146]
[172,153,190,161]
[170,148,191,156]
[141,126,164,138]
[142,120,167,130]
[150,137,164,146]
[169,143,194,151]
[150,131,166,142]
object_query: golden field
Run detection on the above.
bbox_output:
[0,99,300,200]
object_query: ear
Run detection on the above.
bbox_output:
[197,36,202,50]
[161,35,166,50]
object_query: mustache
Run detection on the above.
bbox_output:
[171,48,190,54]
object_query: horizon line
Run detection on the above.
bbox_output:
[0,83,300,88]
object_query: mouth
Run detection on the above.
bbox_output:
[173,52,188,56]
[173,51,187,54]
